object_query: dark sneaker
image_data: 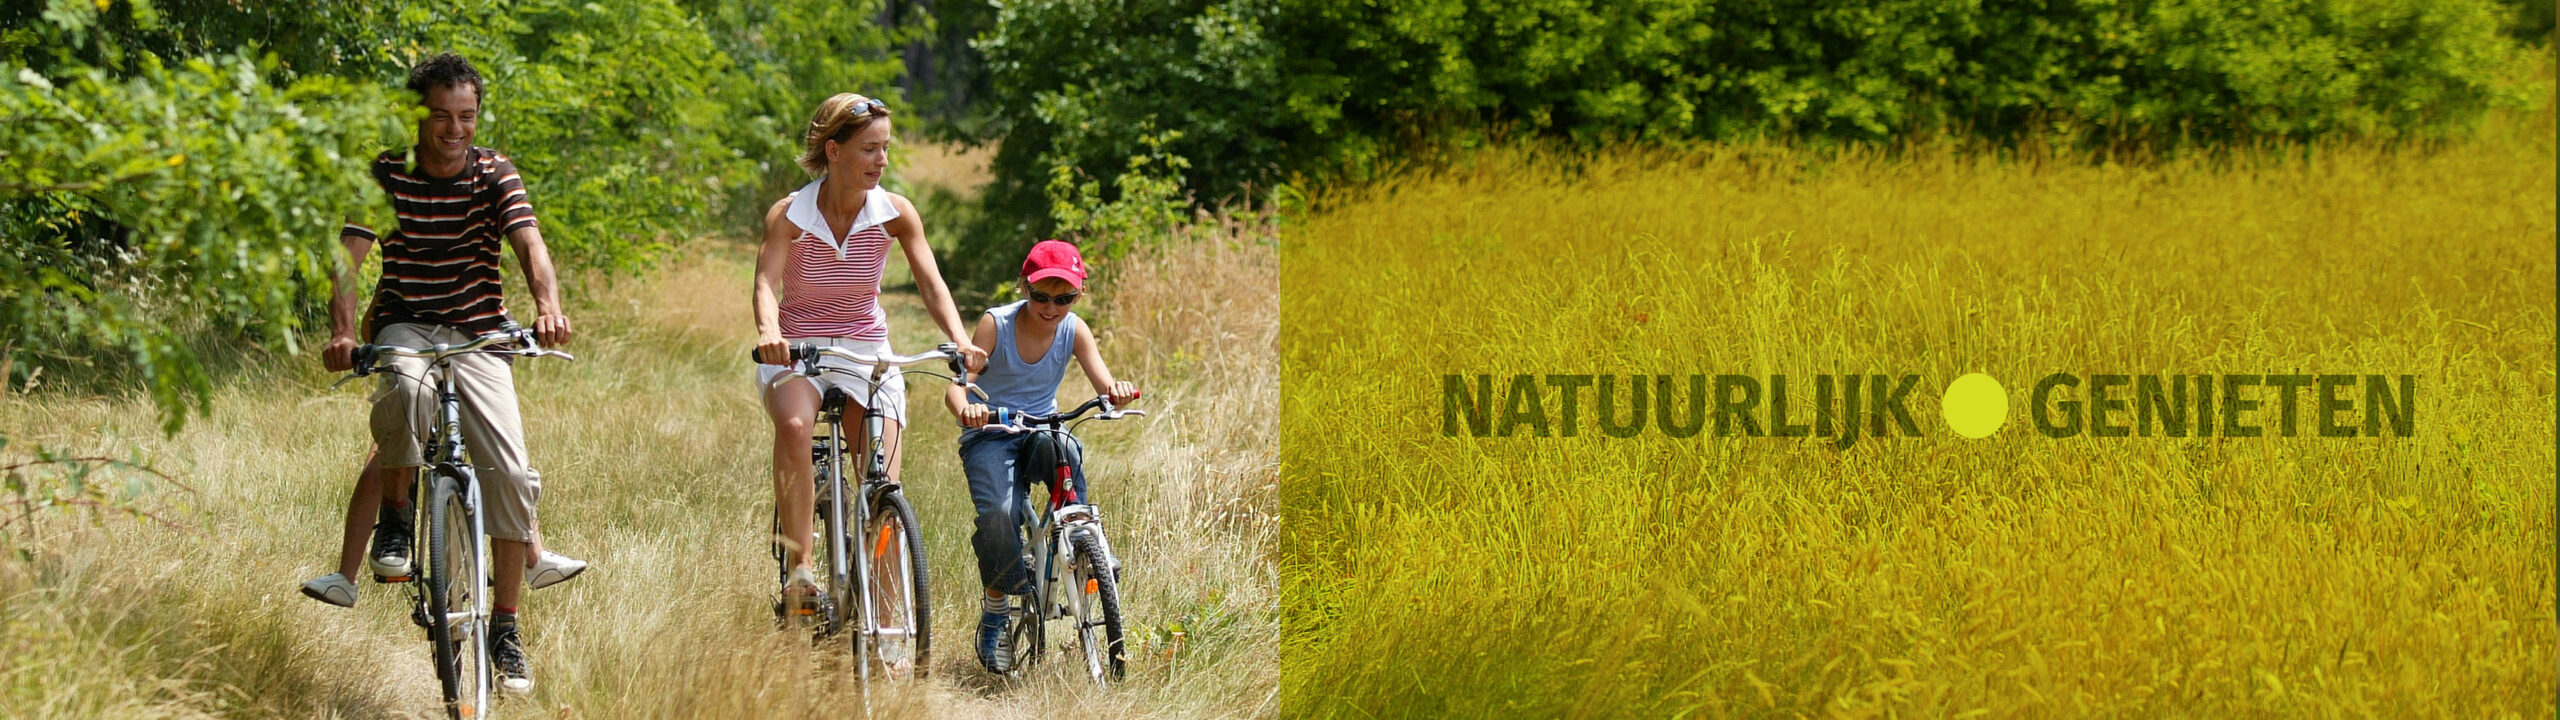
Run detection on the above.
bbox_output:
[491,620,533,694]
[369,506,414,580]
[977,609,1011,674]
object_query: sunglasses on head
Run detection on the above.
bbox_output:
[1026,287,1081,306]
[849,99,886,117]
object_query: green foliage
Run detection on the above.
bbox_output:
[0,50,401,432]
[1045,127,1194,272]
[678,0,909,224]
[959,0,2529,236]
[1,0,911,433]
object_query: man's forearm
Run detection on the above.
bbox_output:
[512,228,563,314]
[330,235,370,339]
[330,286,360,338]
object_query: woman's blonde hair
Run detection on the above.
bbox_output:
[797,93,893,175]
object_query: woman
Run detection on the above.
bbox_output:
[751,93,983,609]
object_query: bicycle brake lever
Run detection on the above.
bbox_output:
[330,373,363,390]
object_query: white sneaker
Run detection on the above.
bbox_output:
[300,572,358,608]
[527,550,588,590]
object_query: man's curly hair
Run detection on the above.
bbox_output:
[405,52,484,105]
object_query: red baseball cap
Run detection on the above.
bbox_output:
[1022,239,1087,289]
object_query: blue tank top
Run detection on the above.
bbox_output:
[977,300,1079,416]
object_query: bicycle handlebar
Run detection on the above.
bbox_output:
[753,342,973,390]
[752,342,962,370]
[978,394,1149,433]
[351,328,573,377]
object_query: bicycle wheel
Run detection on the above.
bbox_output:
[863,487,932,679]
[426,472,493,720]
[1069,526,1126,683]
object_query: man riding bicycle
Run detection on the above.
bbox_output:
[298,52,586,694]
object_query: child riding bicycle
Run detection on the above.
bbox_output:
[946,240,1140,674]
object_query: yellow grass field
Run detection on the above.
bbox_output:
[0,214,1275,716]
[1279,75,2557,716]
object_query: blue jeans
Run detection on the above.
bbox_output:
[960,429,1087,596]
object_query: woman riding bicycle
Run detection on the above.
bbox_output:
[751,93,983,615]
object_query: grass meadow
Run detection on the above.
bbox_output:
[1278,69,2558,716]
[0,175,1276,716]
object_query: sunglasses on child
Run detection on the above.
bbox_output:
[1026,287,1081,306]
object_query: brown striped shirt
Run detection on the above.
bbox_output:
[342,147,537,337]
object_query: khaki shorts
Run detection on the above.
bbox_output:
[369,323,541,543]
[756,336,908,424]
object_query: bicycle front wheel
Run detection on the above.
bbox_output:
[1069,526,1126,683]
[426,471,492,720]
[863,487,932,679]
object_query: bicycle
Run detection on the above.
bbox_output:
[981,394,1147,685]
[754,341,970,683]
[342,327,571,720]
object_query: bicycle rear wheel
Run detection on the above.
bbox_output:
[1068,526,1126,683]
[863,487,932,679]
[426,471,492,720]
[1005,517,1048,674]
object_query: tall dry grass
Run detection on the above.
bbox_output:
[0,212,1274,717]
[1280,70,2557,716]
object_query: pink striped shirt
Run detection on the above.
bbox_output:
[777,179,900,340]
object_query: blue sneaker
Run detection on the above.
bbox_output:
[977,609,1012,674]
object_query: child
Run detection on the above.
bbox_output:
[947,240,1139,674]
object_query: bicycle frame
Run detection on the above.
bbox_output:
[763,342,962,684]
[1021,429,1111,617]
[805,378,891,686]
[349,328,567,720]
[414,359,491,720]
[986,396,1142,683]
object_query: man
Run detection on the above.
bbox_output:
[299,52,585,693]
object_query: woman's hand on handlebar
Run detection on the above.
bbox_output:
[957,403,992,429]
[953,340,988,375]
[1107,381,1141,407]
[755,331,792,366]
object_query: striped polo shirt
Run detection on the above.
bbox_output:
[777,177,900,341]
[342,146,537,338]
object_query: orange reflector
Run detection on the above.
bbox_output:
[1085,578,1099,594]
[460,704,477,718]
[874,523,897,559]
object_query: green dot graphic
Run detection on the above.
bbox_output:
[1942,373,2008,439]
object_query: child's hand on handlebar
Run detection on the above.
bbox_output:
[1108,381,1141,407]
[954,340,988,374]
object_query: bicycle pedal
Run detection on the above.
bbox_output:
[375,574,413,584]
